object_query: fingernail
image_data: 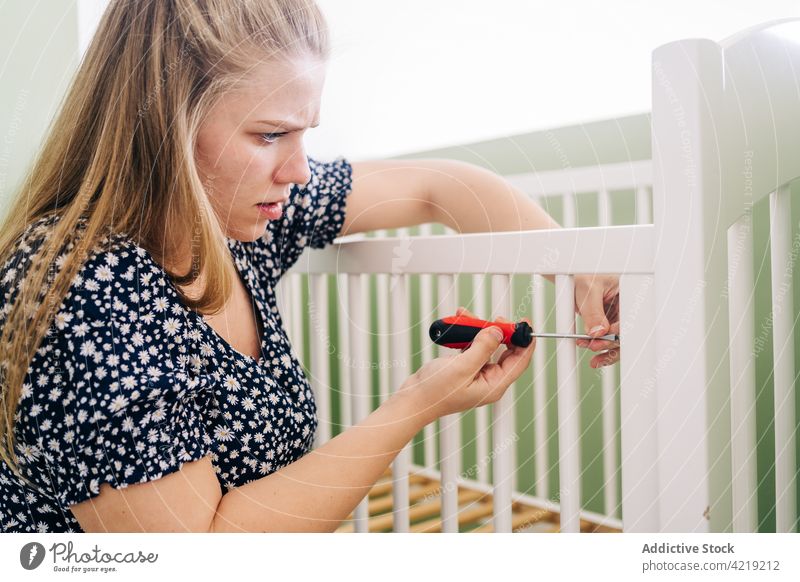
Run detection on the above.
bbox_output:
[489,326,504,341]
[589,325,605,335]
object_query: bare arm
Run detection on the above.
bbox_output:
[210,389,426,532]
[70,389,428,533]
[342,158,560,236]
[342,158,560,284]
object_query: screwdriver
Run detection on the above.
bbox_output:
[429,314,620,349]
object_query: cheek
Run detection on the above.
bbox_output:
[197,142,270,203]
[235,147,275,186]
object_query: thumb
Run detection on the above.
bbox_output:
[456,325,504,373]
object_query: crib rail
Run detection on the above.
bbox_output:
[284,225,656,533]
[506,159,651,202]
[290,225,654,275]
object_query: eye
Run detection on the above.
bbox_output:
[257,132,287,145]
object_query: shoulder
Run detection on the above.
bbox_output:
[1,214,174,323]
[300,157,352,198]
[63,236,169,322]
[283,156,353,232]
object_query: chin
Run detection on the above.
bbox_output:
[224,221,268,243]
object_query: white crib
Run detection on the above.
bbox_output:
[279,19,800,533]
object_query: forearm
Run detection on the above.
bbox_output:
[425,159,562,234]
[425,160,561,283]
[210,389,428,532]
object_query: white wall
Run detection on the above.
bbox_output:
[307,0,800,160]
[77,0,109,56]
[0,1,81,217]
[4,0,799,192]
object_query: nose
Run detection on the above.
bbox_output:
[273,142,311,188]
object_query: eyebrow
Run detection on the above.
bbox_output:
[254,119,320,131]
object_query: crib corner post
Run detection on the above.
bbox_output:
[651,38,733,533]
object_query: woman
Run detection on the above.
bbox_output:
[0,0,619,532]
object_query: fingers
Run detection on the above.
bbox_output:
[589,320,620,368]
[492,315,513,363]
[455,306,477,318]
[455,324,504,374]
[576,280,610,340]
[455,306,496,354]
[496,341,534,378]
[605,292,620,325]
[496,317,535,370]
[591,348,619,369]
[577,319,620,351]
[575,275,620,352]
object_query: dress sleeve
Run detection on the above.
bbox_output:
[257,156,353,283]
[13,243,216,509]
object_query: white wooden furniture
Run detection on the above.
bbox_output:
[281,19,800,533]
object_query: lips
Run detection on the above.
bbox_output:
[256,196,290,206]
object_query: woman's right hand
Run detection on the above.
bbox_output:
[398,307,535,425]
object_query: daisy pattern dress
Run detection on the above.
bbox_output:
[0,157,353,533]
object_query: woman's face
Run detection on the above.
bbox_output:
[195,56,325,241]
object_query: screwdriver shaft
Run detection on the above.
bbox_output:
[529,331,619,342]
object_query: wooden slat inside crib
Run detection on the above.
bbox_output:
[336,469,621,534]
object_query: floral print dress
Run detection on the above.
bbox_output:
[0,157,353,532]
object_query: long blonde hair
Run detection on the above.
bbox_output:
[0,0,329,484]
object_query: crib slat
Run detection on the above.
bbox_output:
[279,274,296,349]
[418,225,438,471]
[375,227,389,405]
[310,274,332,446]
[600,366,619,519]
[525,193,549,503]
[337,274,352,429]
[532,274,549,500]
[490,274,514,533]
[562,192,577,228]
[554,275,581,532]
[348,273,371,531]
[727,216,758,532]
[769,185,798,533]
[403,226,436,472]
[598,188,611,226]
[597,187,620,520]
[438,273,460,532]
[290,273,303,352]
[377,273,391,403]
[619,274,659,531]
[389,274,412,532]
[473,273,490,484]
[636,185,653,224]
[275,273,294,336]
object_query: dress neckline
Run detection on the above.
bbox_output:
[165,238,270,368]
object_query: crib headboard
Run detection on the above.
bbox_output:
[651,18,800,533]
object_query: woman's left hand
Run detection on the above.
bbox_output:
[573,274,620,368]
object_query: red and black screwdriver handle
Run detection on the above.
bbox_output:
[429,314,533,350]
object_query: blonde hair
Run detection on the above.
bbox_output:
[0,0,329,486]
